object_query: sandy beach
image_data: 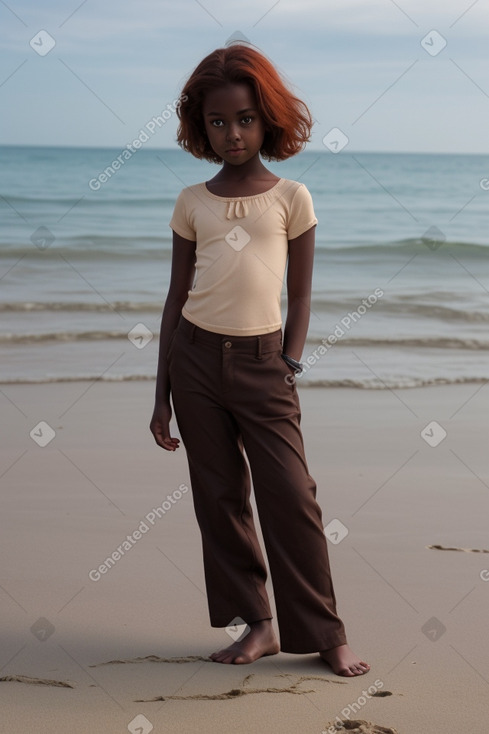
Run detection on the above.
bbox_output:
[1,380,488,733]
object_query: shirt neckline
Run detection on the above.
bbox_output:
[202,178,285,201]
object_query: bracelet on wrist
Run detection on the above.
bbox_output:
[281,353,303,373]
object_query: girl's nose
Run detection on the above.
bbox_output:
[226,124,241,141]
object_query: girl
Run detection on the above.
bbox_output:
[150,44,370,677]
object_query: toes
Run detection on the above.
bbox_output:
[319,651,370,677]
[350,663,370,676]
[209,649,228,663]
[210,649,238,664]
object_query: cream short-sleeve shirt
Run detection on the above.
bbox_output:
[169,178,317,336]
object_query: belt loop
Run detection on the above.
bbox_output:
[190,324,196,343]
[256,335,262,360]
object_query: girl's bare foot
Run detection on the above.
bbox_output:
[210,619,280,664]
[320,644,370,677]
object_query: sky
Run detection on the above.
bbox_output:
[1,0,489,153]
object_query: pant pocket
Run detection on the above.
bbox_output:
[271,350,298,387]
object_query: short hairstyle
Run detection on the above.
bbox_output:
[176,45,313,163]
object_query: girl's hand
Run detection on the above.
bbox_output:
[150,401,181,451]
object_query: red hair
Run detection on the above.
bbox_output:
[176,45,313,163]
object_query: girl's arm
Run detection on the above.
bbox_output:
[150,231,196,450]
[282,225,316,362]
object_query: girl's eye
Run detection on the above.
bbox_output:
[209,116,253,128]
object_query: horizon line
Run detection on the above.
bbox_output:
[0,143,486,156]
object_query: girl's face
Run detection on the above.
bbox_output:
[202,82,266,166]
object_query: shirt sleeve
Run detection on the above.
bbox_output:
[287,184,318,240]
[169,189,197,241]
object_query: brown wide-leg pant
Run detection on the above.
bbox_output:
[167,315,347,653]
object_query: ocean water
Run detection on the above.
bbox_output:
[1,144,488,388]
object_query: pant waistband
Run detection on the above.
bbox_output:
[177,316,283,356]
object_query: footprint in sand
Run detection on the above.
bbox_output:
[0,674,73,688]
[134,674,345,702]
[91,657,349,701]
[323,721,399,733]
[427,544,489,553]
[89,654,211,666]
